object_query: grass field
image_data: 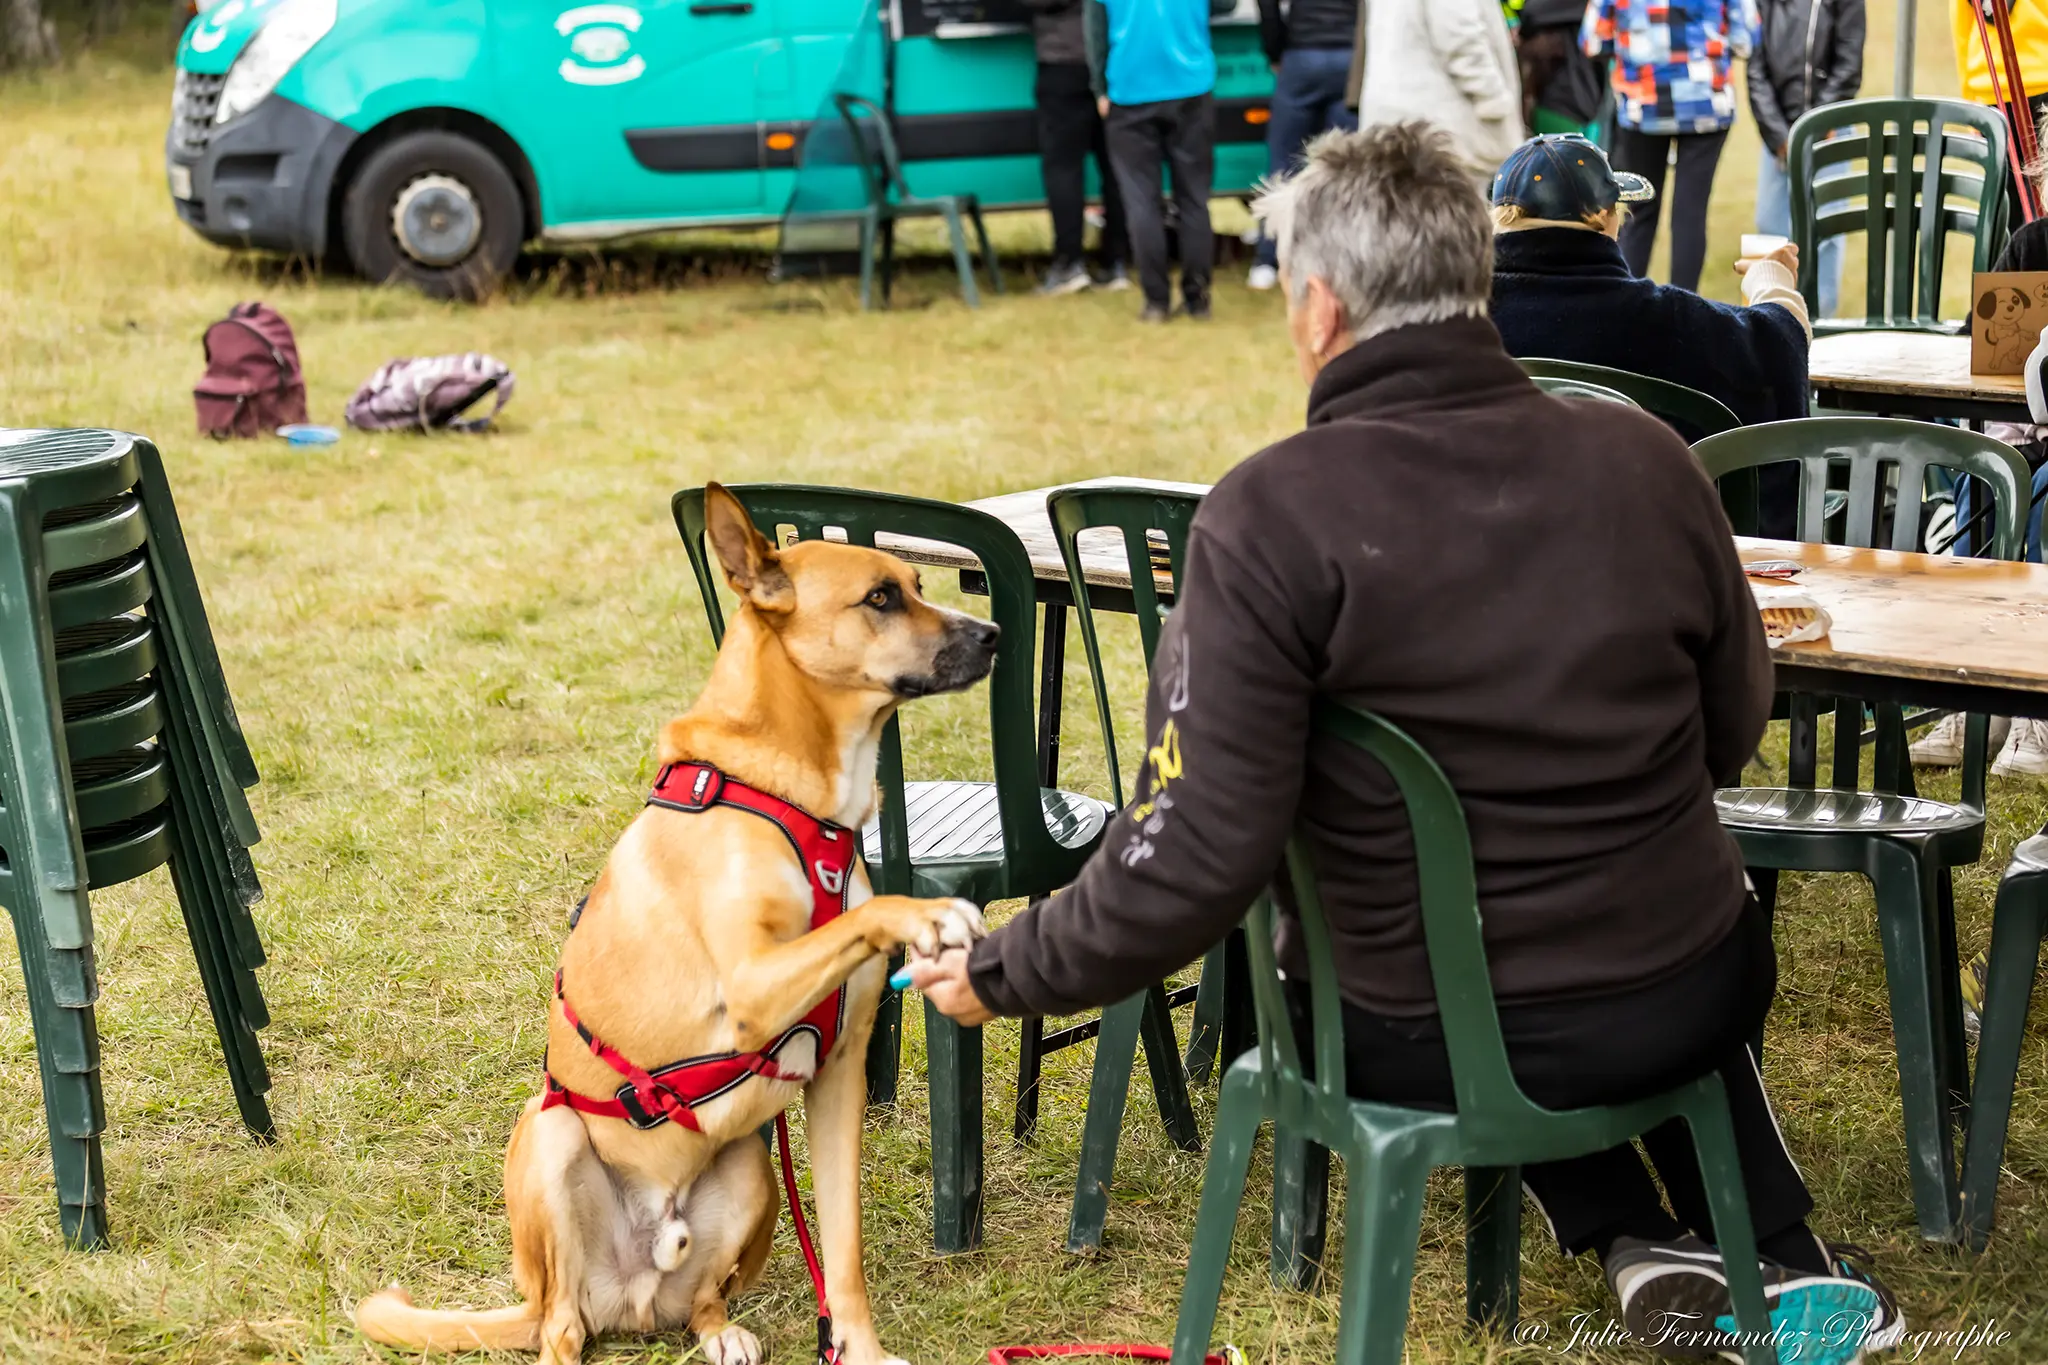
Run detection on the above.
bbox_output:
[4,7,2048,1363]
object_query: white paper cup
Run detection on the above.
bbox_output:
[1740,233,1789,260]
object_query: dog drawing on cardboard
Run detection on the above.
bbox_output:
[1978,285,2034,371]
[356,484,997,1365]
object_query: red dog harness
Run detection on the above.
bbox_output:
[542,761,857,1131]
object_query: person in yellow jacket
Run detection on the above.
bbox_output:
[1951,0,2048,116]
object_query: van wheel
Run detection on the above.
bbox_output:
[342,131,524,301]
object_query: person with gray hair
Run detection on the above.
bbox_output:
[910,121,1901,1362]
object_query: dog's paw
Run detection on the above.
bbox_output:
[702,1324,765,1365]
[868,896,985,958]
[929,898,985,952]
[906,898,984,958]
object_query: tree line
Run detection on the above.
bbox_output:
[3,0,197,69]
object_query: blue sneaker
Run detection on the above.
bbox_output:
[1606,1235,1896,1362]
[1713,1242,1902,1363]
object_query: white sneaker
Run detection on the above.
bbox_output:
[1993,718,2048,778]
[1247,264,1279,291]
[1910,713,2010,768]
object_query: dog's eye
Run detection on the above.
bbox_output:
[862,584,899,611]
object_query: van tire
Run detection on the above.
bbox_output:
[342,131,524,301]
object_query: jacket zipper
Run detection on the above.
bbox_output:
[1803,0,1823,111]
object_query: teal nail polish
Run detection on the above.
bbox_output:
[889,967,914,991]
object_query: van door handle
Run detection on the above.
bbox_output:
[689,3,753,12]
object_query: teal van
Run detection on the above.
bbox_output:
[167,0,1276,297]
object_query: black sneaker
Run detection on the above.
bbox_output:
[1604,1235,1887,1363]
[1096,262,1133,292]
[1606,1235,1741,1359]
[1036,259,1092,297]
[1179,297,1212,321]
[1137,302,1171,323]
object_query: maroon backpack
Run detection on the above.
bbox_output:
[195,302,308,439]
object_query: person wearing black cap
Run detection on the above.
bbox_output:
[1487,134,1810,537]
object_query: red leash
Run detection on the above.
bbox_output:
[775,1112,1234,1365]
[776,1111,842,1365]
[989,1346,1238,1365]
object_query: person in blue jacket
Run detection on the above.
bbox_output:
[1085,0,1216,320]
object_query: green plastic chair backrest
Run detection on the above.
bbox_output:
[1529,375,1640,408]
[1045,484,1203,806]
[1693,417,2031,559]
[1241,699,1545,1136]
[834,93,910,208]
[673,484,1057,896]
[1787,98,2008,329]
[1518,358,1741,438]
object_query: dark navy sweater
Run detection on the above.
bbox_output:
[1489,228,1810,439]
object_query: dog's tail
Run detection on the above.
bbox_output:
[354,1286,541,1352]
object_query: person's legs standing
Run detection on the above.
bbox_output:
[1164,92,1216,312]
[1256,49,1358,276]
[1107,101,1172,312]
[1255,53,1321,275]
[1608,126,1670,279]
[1036,62,1096,284]
[1313,46,1360,135]
[1760,138,1846,317]
[1666,129,1727,293]
[1754,144,1791,242]
[1088,97,1130,276]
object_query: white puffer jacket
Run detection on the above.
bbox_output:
[1357,0,1525,176]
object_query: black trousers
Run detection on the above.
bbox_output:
[1105,93,1215,310]
[1339,893,1814,1257]
[1036,62,1128,269]
[1610,126,1729,293]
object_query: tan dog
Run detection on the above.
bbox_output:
[357,484,998,1365]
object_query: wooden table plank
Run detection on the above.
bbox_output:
[1807,332,2031,421]
[881,476,1206,588]
[888,479,2048,707]
[1741,538,2048,697]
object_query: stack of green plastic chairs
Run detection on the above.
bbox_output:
[0,428,270,1249]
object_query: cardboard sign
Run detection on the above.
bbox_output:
[1970,272,2048,374]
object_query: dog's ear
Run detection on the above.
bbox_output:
[1979,291,1997,320]
[704,484,794,615]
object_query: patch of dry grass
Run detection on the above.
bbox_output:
[1,8,2046,1364]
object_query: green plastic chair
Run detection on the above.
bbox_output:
[833,94,1003,311]
[1518,359,1740,438]
[1046,483,1246,1254]
[1167,700,1779,1365]
[1528,375,1639,408]
[1786,98,2008,333]
[1695,418,2031,1241]
[674,484,1106,1253]
[1957,827,2048,1251]
[0,428,271,1249]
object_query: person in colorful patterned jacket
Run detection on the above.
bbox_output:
[1582,0,1758,291]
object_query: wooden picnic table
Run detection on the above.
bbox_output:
[887,480,2048,753]
[1807,331,2032,425]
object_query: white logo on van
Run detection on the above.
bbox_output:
[189,0,275,53]
[555,4,645,85]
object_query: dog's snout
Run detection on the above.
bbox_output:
[965,619,1000,648]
